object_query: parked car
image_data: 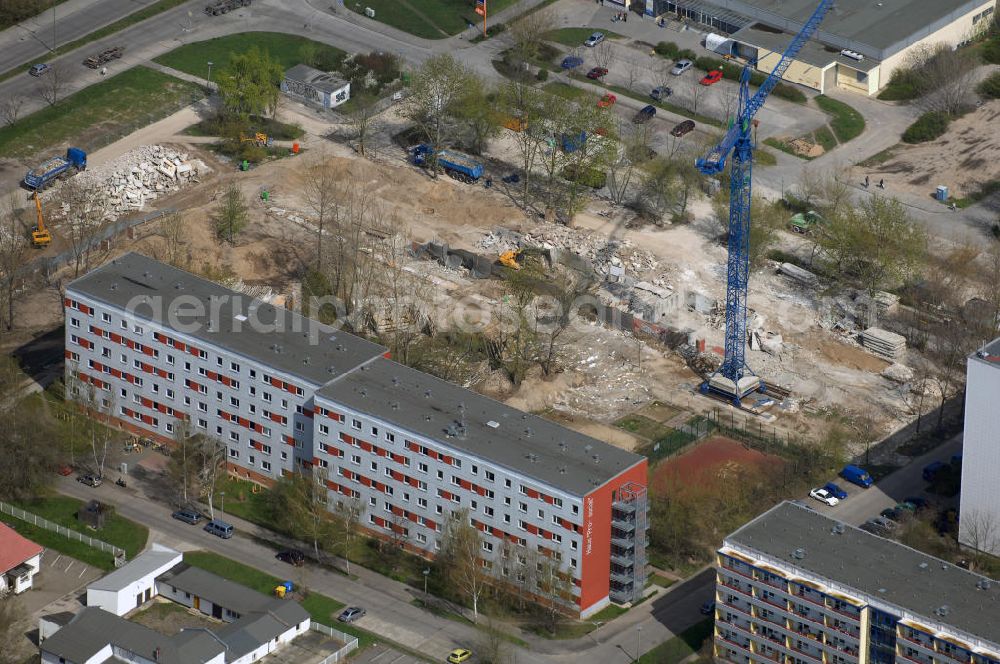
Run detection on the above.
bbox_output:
[823,482,848,500]
[586,67,608,80]
[671,59,693,75]
[77,474,102,487]
[448,649,473,663]
[809,487,839,506]
[57,464,73,476]
[923,460,947,481]
[584,32,605,47]
[171,508,202,525]
[634,104,656,124]
[561,55,584,69]
[338,606,366,623]
[597,93,617,108]
[29,63,50,77]
[935,508,959,536]
[700,70,724,85]
[904,496,930,511]
[277,549,306,566]
[896,501,917,513]
[204,519,234,539]
[871,516,898,531]
[840,464,873,488]
[880,507,903,522]
[670,119,695,137]
[700,600,716,615]
[650,85,672,100]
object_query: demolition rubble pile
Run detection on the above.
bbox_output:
[68,145,209,221]
[478,226,658,278]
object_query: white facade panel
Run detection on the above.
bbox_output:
[959,353,1000,555]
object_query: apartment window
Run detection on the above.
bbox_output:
[229,448,239,459]
[262,461,271,472]
[417,497,427,508]
[518,485,527,495]
[295,422,305,432]
[248,455,255,465]
[537,509,544,519]
[370,461,378,472]
[319,424,329,435]
[451,476,461,487]
[384,468,393,478]
[101,312,111,323]
[485,470,495,482]
[281,399,288,410]
[552,533,562,543]
[436,505,443,515]
[482,541,494,553]
[166,388,174,399]
[295,404,303,414]
[351,418,361,430]
[135,325,145,336]
[230,396,239,408]
[216,426,223,435]
[101,347,110,358]
[152,384,159,394]
[484,489,494,499]
[370,426,379,436]
[184,361,191,372]
[229,431,239,442]
[504,497,511,506]
[452,458,461,468]
[385,432,395,443]
[197,366,206,376]
[165,423,174,434]
[572,505,579,515]
[281,451,288,461]
[351,455,361,465]
[402,492,410,503]
[249,369,257,379]
[215,391,222,402]
[197,418,208,429]
[416,533,427,544]
[184,396,192,406]
[262,392,271,403]
[369,496,377,506]
[570,558,577,569]
[504,514,511,524]
[230,362,240,372]
[120,387,127,398]
[198,402,207,413]
[505,479,512,489]
[249,386,256,396]
[437,470,444,481]
[261,426,271,437]
[418,462,428,473]
[69,317,80,328]
[519,502,527,513]
[484,506,494,517]
[470,500,477,511]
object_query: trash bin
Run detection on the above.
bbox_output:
[936,185,948,201]
[261,190,269,201]
[241,160,249,171]
[292,142,300,154]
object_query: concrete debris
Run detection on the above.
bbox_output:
[777,262,819,288]
[68,145,209,221]
[759,332,784,356]
[874,291,900,315]
[861,327,907,360]
[881,363,914,383]
[478,225,658,279]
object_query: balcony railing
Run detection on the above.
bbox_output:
[898,653,933,664]
[898,634,936,651]
[723,581,753,598]
[787,644,823,662]
[757,595,789,611]
[720,599,753,618]
[937,650,973,664]
[794,592,827,609]
[827,604,861,620]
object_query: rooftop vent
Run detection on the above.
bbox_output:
[592,454,601,464]
[978,579,992,590]
[936,605,951,617]
[391,402,399,410]
[392,376,400,385]
[327,366,337,374]
[486,420,500,429]
[302,357,311,365]
[558,442,567,453]
[234,314,248,322]
[424,390,432,399]
[174,281,183,290]
[270,344,283,353]
[425,415,432,422]
[525,453,539,463]
[792,548,806,560]
[840,48,864,61]
[584,444,593,453]
[524,428,533,438]
[919,562,929,570]
[359,388,367,397]
[832,523,846,535]
[559,466,567,474]
[110,283,118,291]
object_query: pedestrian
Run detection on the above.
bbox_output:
[624,11,628,21]
[863,175,869,188]
[878,178,884,189]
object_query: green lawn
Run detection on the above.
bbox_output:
[349,0,518,39]
[543,27,624,47]
[5,495,148,570]
[638,618,714,664]
[0,66,204,159]
[183,551,378,648]
[812,125,837,152]
[154,32,347,78]
[814,95,865,143]
[615,414,672,441]
[544,81,587,101]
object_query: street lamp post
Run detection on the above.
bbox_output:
[206,61,214,87]
[219,491,225,517]
[422,568,430,601]
[636,626,642,663]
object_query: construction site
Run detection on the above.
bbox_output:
[6,82,989,466]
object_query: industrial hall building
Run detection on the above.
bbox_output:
[635,0,996,95]
[713,501,1000,664]
[62,252,649,618]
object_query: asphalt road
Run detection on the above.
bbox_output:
[799,433,963,527]
[53,470,715,663]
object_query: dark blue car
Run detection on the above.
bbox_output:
[923,461,947,482]
[561,56,583,69]
[823,482,848,500]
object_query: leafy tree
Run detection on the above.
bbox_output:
[278,469,337,563]
[403,54,476,177]
[333,497,364,575]
[0,358,58,501]
[438,508,487,621]
[214,182,249,244]
[817,194,926,295]
[0,593,25,664]
[216,47,283,120]
[456,77,502,156]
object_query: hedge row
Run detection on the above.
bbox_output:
[902,111,950,143]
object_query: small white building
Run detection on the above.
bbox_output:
[0,522,43,595]
[86,544,182,616]
[281,64,351,109]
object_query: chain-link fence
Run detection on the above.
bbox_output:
[310,622,359,663]
[0,501,125,561]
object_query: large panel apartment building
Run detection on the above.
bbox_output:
[713,502,1000,664]
[63,253,648,617]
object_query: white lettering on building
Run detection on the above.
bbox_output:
[585,496,594,556]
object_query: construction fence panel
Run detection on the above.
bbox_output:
[310,623,359,664]
[0,501,125,559]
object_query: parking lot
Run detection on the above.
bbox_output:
[349,644,427,664]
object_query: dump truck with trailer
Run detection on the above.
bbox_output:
[412,145,483,183]
[205,0,251,15]
[83,46,124,68]
[24,148,87,190]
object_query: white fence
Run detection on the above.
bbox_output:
[310,622,360,664]
[0,501,126,564]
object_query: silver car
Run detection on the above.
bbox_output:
[29,63,50,77]
[584,32,605,47]
[671,59,693,75]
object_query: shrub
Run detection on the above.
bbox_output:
[655,41,679,58]
[771,82,807,103]
[977,71,1000,99]
[561,164,606,188]
[982,36,1000,65]
[676,49,697,61]
[536,68,549,82]
[902,111,950,143]
[695,56,724,73]
[877,67,923,100]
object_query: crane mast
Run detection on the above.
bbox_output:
[696,0,834,405]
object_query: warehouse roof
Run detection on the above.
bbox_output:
[318,358,645,496]
[725,501,1000,649]
[284,64,349,93]
[40,607,224,664]
[732,23,881,72]
[712,0,986,54]
[87,544,181,592]
[67,252,386,386]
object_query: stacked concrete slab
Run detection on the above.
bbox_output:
[861,327,906,360]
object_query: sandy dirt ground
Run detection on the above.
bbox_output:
[863,99,1000,201]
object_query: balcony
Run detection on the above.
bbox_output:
[612,501,637,514]
[611,554,634,567]
[719,618,756,638]
[718,634,752,653]
[898,653,934,664]
[788,644,823,662]
[937,650,973,664]
[610,571,634,585]
[757,595,789,612]
[791,610,827,631]
[723,582,753,598]
[611,518,636,533]
[723,565,757,582]
[827,604,861,620]
[611,537,634,549]
[720,599,753,618]
[793,592,827,609]
[898,634,936,652]
[758,576,788,592]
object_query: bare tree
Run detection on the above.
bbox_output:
[593,41,613,70]
[0,593,25,664]
[720,81,740,124]
[608,124,650,205]
[440,508,488,621]
[961,508,1000,567]
[476,613,510,664]
[197,436,227,519]
[334,496,364,575]
[0,197,28,331]
[499,81,547,208]
[916,46,978,116]
[535,556,574,635]
[61,180,111,278]
[346,93,380,157]
[623,56,643,92]
[505,7,555,65]
[287,467,335,564]
[684,74,707,115]
[214,181,249,245]
[35,63,66,107]
[153,211,190,269]
[0,95,24,127]
[302,158,339,269]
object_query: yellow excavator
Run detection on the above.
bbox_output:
[31,191,51,247]
[240,132,273,147]
[499,248,523,270]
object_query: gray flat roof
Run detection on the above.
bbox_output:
[318,358,645,496]
[970,337,1000,372]
[705,0,986,55]
[733,23,880,72]
[88,546,181,592]
[285,64,349,93]
[40,607,224,664]
[725,501,1000,649]
[159,564,309,626]
[67,253,386,387]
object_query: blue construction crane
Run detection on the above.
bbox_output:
[696,0,834,406]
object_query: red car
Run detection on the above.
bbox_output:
[597,93,617,108]
[57,464,73,476]
[700,70,723,85]
[586,67,608,80]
